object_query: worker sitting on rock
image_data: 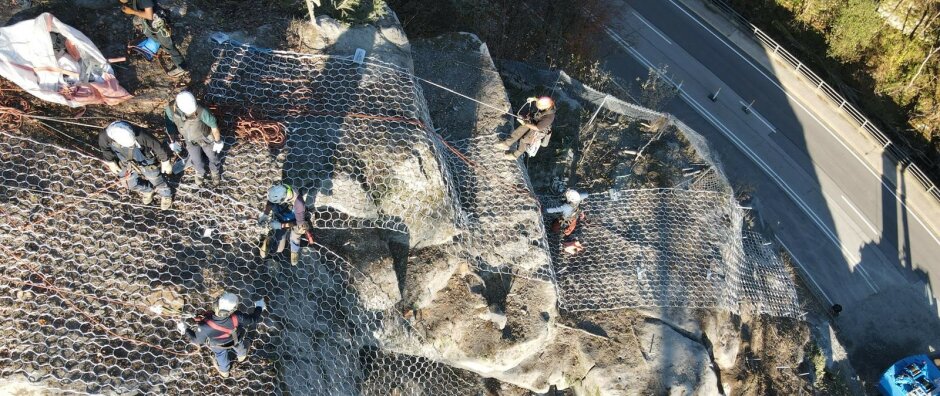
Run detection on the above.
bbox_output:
[120,0,187,77]
[259,183,312,266]
[177,292,266,378]
[165,91,223,188]
[497,96,556,160]
[99,121,174,210]
[547,189,588,236]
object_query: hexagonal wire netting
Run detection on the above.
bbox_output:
[547,188,798,316]
[0,130,485,394]
[0,40,800,393]
[202,42,554,281]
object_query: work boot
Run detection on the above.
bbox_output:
[211,356,230,378]
[503,152,518,160]
[495,141,509,150]
[141,191,155,205]
[209,173,222,188]
[237,355,247,363]
[161,196,172,210]
[290,252,299,266]
[167,67,188,78]
[194,176,204,188]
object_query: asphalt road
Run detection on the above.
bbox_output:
[595,0,940,382]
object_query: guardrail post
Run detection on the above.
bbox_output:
[839,100,846,110]
[774,44,781,54]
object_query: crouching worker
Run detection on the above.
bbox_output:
[176,292,266,378]
[99,121,173,210]
[498,96,556,160]
[165,91,224,188]
[547,189,588,236]
[547,189,588,255]
[259,183,313,266]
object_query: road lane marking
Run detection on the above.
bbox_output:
[663,0,940,248]
[775,235,834,306]
[606,26,880,293]
[738,100,777,133]
[841,195,879,236]
[631,11,673,45]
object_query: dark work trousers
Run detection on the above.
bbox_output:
[505,124,540,156]
[187,140,220,178]
[135,17,185,68]
[122,167,171,197]
[209,339,248,373]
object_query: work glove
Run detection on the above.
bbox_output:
[254,299,266,311]
[176,321,187,335]
[212,141,224,153]
[525,97,537,103]
[270,220,282,230]
[160,161,172,175]
[169,142,182,153]
[105,161,121,175]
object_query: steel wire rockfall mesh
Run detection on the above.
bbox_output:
[0,130,485,394]
[739,231,802,317]
[203,42,553,280]
[441,136,554,280]
[548,188,800,316]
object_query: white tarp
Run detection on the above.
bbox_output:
[0,12,131,107]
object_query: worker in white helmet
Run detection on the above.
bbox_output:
[258,183,311,266]
[98,120,174,210]
[177,292,266,378]
[546,188,589,237]
[165,91,224,188]
[497,96,556,160]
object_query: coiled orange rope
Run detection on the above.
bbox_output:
[0,81,29,130]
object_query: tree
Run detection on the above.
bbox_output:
[827,0,882,61]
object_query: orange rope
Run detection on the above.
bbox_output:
[0,243,195,357]
[0,82,29,129]
[233,117,286,148]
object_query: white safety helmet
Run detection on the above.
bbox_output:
[176,91,198,115]
[216,292,239,314]
[535,96,554,111]
[267,184,295,204]
[106,121,137,147]
[565,189,583,204]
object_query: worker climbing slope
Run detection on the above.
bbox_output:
[259,183,313,266]
[165,91,224,188]
[120,0,187,77]
[498,96,556,159]
[177,292,266,378]
[98,121,174,210]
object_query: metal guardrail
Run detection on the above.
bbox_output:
[702,0,940,203]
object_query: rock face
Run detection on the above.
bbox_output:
[579,319,721,396]
[303,14,809,395]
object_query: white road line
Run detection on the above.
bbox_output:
[631,11,673,45]
[606,27,880,293]
[664,0,940,247]
[775,235,834,306]
[841,195,879,236]
[737,100,777,133]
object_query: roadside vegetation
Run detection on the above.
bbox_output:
[723,0,940,179]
